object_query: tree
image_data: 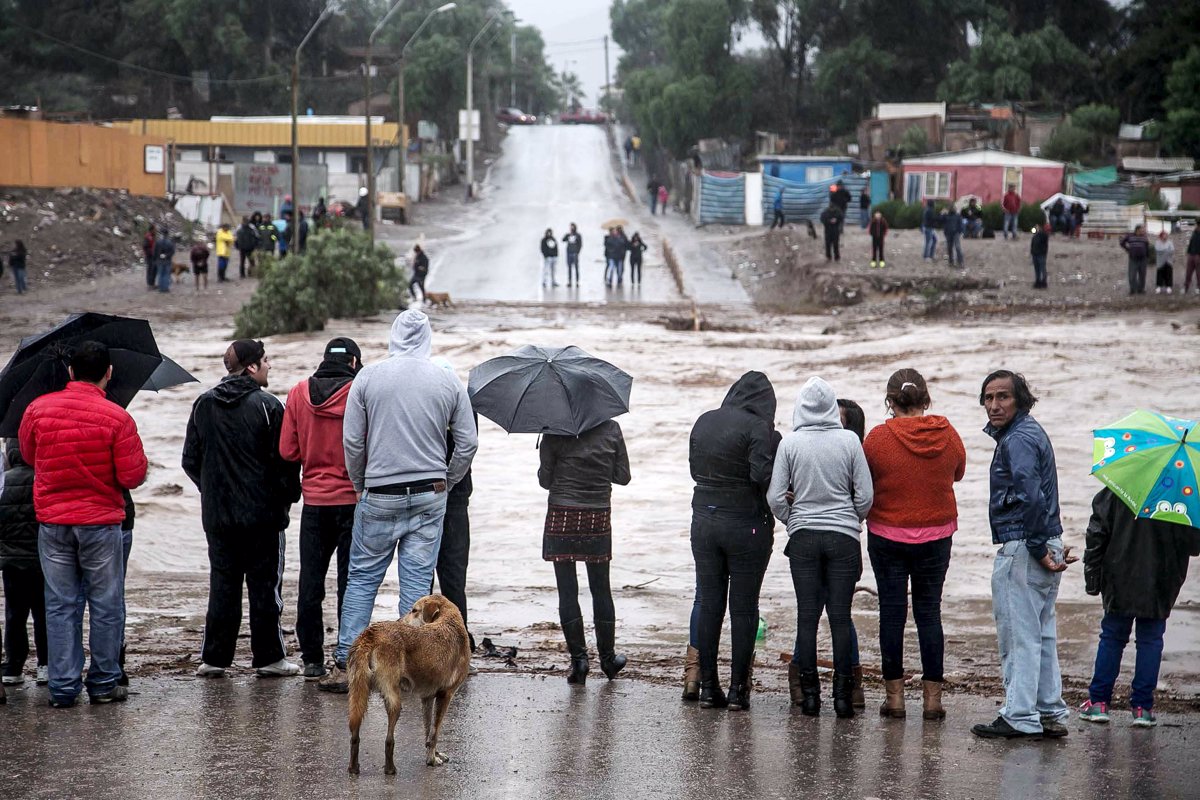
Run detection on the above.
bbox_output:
[1163,46,1200,159]
[937,23,1090,105]
[813,36,898,135]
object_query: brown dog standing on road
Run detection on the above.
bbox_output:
[347,594,471,774]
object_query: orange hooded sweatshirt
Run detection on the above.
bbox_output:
[863,415,966,535]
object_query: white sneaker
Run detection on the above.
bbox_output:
[36,666,48,685]
[256,659,301,677]
[195,663,226,678]
[1,674,24,685]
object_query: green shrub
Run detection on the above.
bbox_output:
[1018,202,1046,231]
[1129,187,1168,211]
[980,202,1004,232]
[1180,202,1200,211]
[895,202,924,229]
[234,229,404,339]
[871,199,905,228]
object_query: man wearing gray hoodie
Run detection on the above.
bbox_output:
[319,310,478,692]
[768,376,872,718]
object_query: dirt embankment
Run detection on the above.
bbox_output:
[0,187,190,289]
[731,224,1200,319]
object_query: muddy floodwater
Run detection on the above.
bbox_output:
[40,305,1184,706]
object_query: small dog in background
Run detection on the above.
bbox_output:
[171,261,190,278]
[347,594,472,775]
[424,292,454,309]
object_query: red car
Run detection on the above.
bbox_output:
[559,108,608,125]
[497,107,537,125]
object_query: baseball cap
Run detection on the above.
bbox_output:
[323,337,362,363]
[224,339,266,373]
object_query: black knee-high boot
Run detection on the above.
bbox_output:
[562,617,589,684]
[595,620,626,680]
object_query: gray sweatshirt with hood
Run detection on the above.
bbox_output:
[767,376,873,540]
[343,310,478,492]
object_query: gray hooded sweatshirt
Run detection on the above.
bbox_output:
[343,310,478,492]
[767,376,873,540]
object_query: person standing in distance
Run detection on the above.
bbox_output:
[972,370,1075,740]
[19,342,147,707]
[541,228,559,289]
[319,310,477,693]
[183,339,302,679]
[562,224,583,288]
[214,222,235,283]
[409,245,429,303]
[280,337,363,679]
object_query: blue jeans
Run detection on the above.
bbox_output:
[860,208,869,228]
[946,233,963,267]
[1003,212,1018,239]
[965,218,982,238]
[605,258,622,285]
[922,227,937,259]
[13,267,27,293]
[1032,254,1047,286]
[992,537,1068,733]
[334,489,447,665]
[1088,613,1166,710]
[566,251,580,284]
[39,523,126,701]
[156,259,171,292]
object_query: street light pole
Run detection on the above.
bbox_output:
[366,0,409,246]
[399,2,456,199]
[466,13,500,200]
[510,31,516,108]
[291,0,339,251]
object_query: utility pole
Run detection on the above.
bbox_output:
[603,35,610,111]
[466,14,499,200]
[291,1,338,251]
[365,0,409,245]
[510,31,517,108]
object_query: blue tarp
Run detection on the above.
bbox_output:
[698,172,746,225]
[762,173,869,224]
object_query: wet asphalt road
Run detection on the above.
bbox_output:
[423,125,679,305]
[1,673,1196,800]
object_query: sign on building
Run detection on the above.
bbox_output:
[144,145,165,174]
[457,109,480,142]
[231,163,328,216]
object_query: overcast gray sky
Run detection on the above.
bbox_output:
[507,0,619,107]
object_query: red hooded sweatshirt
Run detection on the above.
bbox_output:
[280,376,357,505]
[863,415,966,540]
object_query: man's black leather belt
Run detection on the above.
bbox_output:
[371,480,446,496]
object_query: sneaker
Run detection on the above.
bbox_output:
[49,696,78,709]
[1131,707,1158,728]
[90,685,129,704]
[1079,700,1109,724]
[318,663,349,694]
[195,663,226,678]
[869,260,877,268]
[879,261,886,268]
[971,716,1042,740]
[36,666,48,685]
[256,659,301,677]
[1,674,24,685]
[303,662,327,680]
[1040,716,1069,738]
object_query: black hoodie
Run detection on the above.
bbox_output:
[308,359,357,405]
[689,371,781,517]
[182,374,301,534]
[0,444,37,569]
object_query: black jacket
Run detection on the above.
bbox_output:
[689,371,780,519]
[603,234,626,261]
[1084,488,1200,619]
[628,237,647,264]
[541,236,558,258]
[820,206,842,236]
[235,224,259,252]
[412,250,430,277]
[538,420,630,509]
[831,184,851,211]
[182,375,301,534]
[563,232,583,254]
[0,445,38,570]
[1030,229,1049,257]
[1188,229,1200,256]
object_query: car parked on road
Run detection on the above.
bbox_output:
[497,107,537,125]
[559,108,608,125]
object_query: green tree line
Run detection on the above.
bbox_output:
[611,0,1200,159]
[0,0,561,137]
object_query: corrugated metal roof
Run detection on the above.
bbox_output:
[1121,157,1195,173]
[873,102,947,121]
[902,147,1064,168]
[114,119,401,148]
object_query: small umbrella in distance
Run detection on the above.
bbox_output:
[1091,409,1200,527]
[467,345,632,436]
[0,312,163,437]
[600,218,628,230]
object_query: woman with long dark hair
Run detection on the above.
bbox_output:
[9,240,27,294]
[539,420,631,684]
[688,371,780,709]
[769,377,873,718]
[863,369,965,720]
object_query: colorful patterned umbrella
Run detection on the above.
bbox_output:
[1091,409,1200,527]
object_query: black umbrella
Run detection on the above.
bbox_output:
[467,345,633,436]
[0,313,163,437]
[142,355,198,392]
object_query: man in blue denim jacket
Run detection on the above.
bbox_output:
[972,370,1077,740]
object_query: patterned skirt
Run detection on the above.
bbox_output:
[542,504,612,563]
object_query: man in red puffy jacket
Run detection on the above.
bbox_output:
[18,341,147,707]
[279,337,361,679]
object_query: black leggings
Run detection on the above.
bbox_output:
[871,236,885,261]
[788,530,862,675]
[553,561,614,623]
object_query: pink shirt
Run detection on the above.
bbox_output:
[869,520,957,545]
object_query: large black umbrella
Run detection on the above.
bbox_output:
[0,313,163,436]
[467,345,633,436]
[142,355,198,392]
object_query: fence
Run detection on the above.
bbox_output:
[0,118,167,196]
[762,173,869,224]
[697,171,746,225]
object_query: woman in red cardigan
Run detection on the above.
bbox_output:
[863,369,966,721]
